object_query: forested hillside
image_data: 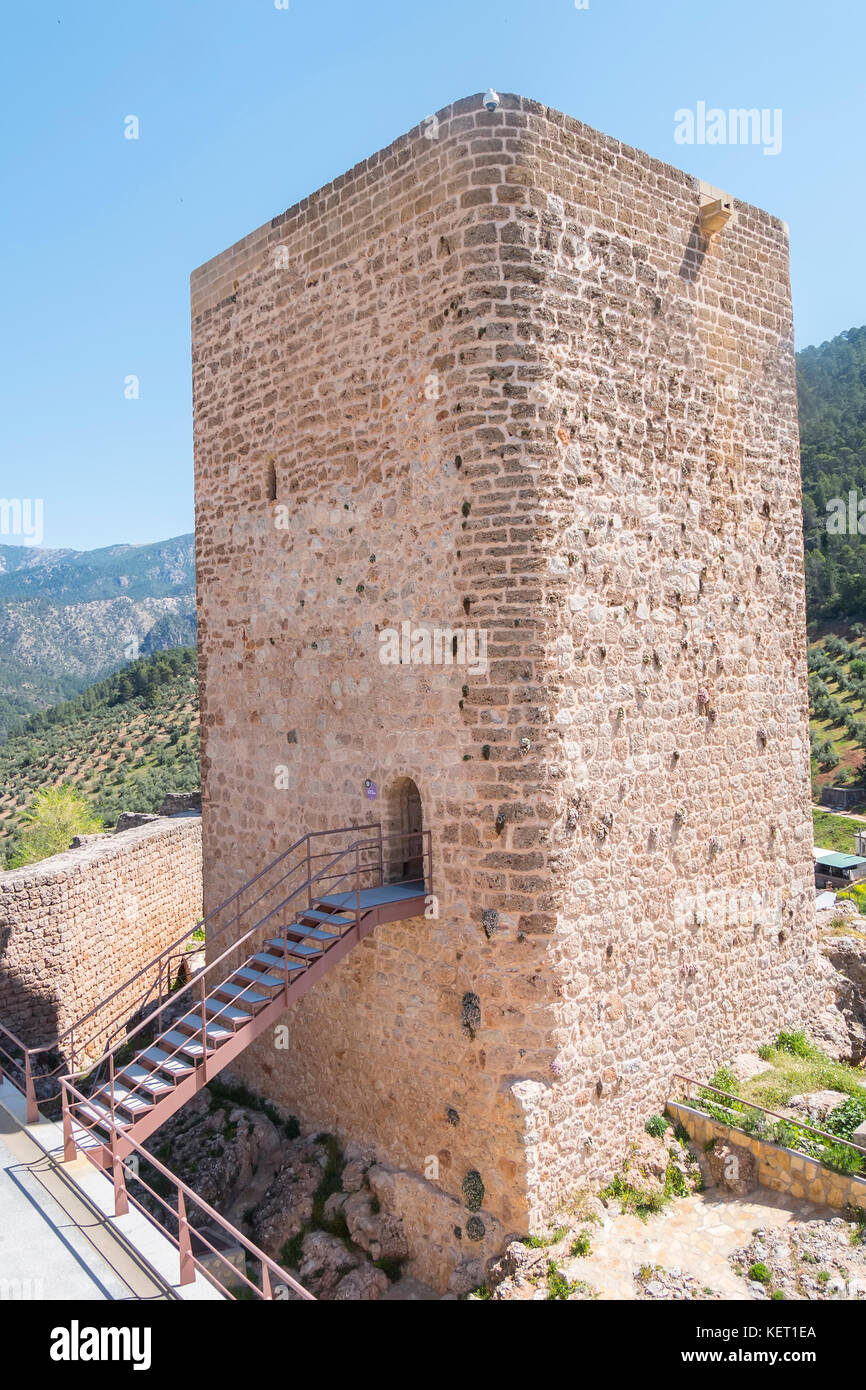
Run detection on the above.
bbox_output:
[800,326,866,622]
[0,647,199,865]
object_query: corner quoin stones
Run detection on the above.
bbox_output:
[190,93,822,1255]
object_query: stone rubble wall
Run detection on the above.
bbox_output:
[0,815,202,1055]
[668,1100,866,1211]
[191,91,822,1246]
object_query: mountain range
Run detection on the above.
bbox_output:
[0,534,196,739]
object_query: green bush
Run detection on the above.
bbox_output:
[749,1262,772,1285]
[5,783,103,867]
[570,1232,592,1258]
[824,1095,866,1141]
[645,1115,670,1139]
[775,1030,814,1059]
[822,1142,864,1177]
[546,1260,576,1300]
[705,1064,739,1095]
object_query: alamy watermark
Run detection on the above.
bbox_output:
[673,884,784,932]
[674,102,782,156]
[379,621,488,676]
[0,498,43,545]
[826,491,866,535]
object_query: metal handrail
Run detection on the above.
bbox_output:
[1,821,383,1108]
[673,1073,866,1159]
[61,1076,314,1300]
[0,1019,37,1121]
[61,827,430,1120]
[8,819,431,1300]
[63,839,374,1095]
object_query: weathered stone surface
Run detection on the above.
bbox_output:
[0,814,201,1052]
[114,812,160,832]
[787,1090,849,1123]
[366,1163,507,1290]
[487,1240,542,1288]
[343,1190,409,1262]
[332,1264,389,1301]
[159,792,203,816]
[341,1153,375,1193]
[191,92,827,1254]
[298,1231,361,1299]
[249,1138,329,1258]
[731,1053,771,1082]
[733,1219,866,1299]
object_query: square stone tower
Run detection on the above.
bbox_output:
[191,93,822,1280]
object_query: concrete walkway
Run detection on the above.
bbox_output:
[560,1187,835,1299]
[0,1106,169,1300]
[0,1081,223,1301]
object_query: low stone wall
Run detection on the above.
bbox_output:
[667,1100,866,1211]
[0,814,202,1055]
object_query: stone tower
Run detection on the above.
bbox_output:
[191,93,821,1284]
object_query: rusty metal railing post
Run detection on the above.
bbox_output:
[306,836,312,911]
[199,974,208,1083]
[356,844,361,924]
[110,1125,128,1216]
[261,1264,272,1300]
[177,1190,195,1286]
[377,823,384,885]
[24,1051,37,1124]
[61,1082,76,1162]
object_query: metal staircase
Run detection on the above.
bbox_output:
[59,822,431,1167]
[0,820,430,1299]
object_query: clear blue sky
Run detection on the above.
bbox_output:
[0,0,862,551]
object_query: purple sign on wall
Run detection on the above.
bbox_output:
[364,779,378,801]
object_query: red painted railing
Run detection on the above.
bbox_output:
[60,826,430,1129]
[673,1073,866,1161]
[62,1075,314,1300]
[1,821,386,1109]
[3,818,431,1300]
[0,1018,38,1122]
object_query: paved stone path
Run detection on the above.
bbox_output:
[561,1187,835,1300]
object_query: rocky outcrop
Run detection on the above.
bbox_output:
[247,1137,330,1254]
[732,1218,866,1299]
[141,1090,283,1226]
[822,933,866,991]
[816,927,866,1064]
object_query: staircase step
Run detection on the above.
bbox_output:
[202,1000,252,1029]
[159,1027,216,1060]
[234,966,291,991]
[92,1084,154,1117]
[117,1063,175,1099]
[250,951,303,974]
[276,923,340,944]
[284,941,325,959]
[72,1124,107,1152]
[213,981,270,1010]
[78,1099,132,1130]
[140,1046,195,1079]
[176,1013,234,1044]
[302,908,355,927]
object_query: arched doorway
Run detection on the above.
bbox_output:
[386,777,424,883]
